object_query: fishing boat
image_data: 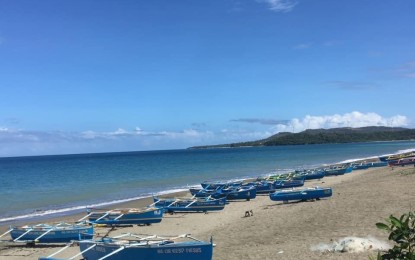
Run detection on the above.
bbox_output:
[82,207,163,225]
[388,157,415,167]
[39,233,213,260]
[200,180,242,189]
[323,165,353,176]
[2,222,93,243]
[152,197,226,213]
[189,187,224,198]
[295,169,325,180]
[263,172,304,181]
[379,151,415,162]
[269,186,333,202]
[273,179,305,189]
[220,185,257,200]
[243,181,275,194]
[367,161,388,167]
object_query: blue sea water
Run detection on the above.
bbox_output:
[1,141,415,224]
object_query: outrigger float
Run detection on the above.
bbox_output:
[0,222,93,244]
[39,233,214,260]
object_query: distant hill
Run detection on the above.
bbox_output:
[189,126,415,149]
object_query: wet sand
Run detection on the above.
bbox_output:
[1,165,415,259]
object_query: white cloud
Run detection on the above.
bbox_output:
[0,112,411,157]
[271,112,408,133]
[257,0,298,12]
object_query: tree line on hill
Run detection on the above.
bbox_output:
[189,126,415,149]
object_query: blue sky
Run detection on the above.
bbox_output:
[1,0,415,157]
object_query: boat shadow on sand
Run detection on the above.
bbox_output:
[263,198,329,208]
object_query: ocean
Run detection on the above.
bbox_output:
[1,141,415,225]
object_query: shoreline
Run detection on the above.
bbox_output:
[1,146,414,226]
[2,163,415,259]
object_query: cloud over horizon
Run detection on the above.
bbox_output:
[0,111,410,157]
[271,111,408,133]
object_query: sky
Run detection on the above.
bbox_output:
[0,0,415,157]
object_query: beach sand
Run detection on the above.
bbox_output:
[1,165,415,260]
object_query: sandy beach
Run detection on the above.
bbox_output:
[1,165,415,260]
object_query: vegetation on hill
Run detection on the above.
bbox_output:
[189,127,415,149]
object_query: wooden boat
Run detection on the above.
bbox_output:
[243,181,275,194]
[189,187,224,198]
[263,172,304,181]
[2,222,93,243]
[367,161,388,167]
[273,179,305,189]
[297,170,325,180]
[39,233,213,260]
[352,161,388,169]
[269,186,333,202]
[323,165,353,176]
[152,197,226,213]
[351,163,370,170]
[388,157,415,167]
[220,185,256,200]
[82,207,163,225]
[379,151,415,162]
[200,180,242,189]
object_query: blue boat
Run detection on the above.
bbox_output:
[220,185,257,200]
[269,186,333,202]
[351,163,370,170]
[200,180,242,189]
[243,181,275,194]
[294,169,325,180]
[152,197,226,213]
[85,207,163,225]
[367,161,388,167]
[7,222,93,243]
[189,187,224,198]
[323,165,353,176]
[273,179,305,189]
[39,233,213,260]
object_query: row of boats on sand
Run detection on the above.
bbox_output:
[1,151,413,260]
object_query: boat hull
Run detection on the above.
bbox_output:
[154,198,226,212]
[88,208,163,225]
[270,187,332,202]
[223,186,256,200]
[79,240,213,260]
[388,157,415,167]
[324,166,353,176]
[273,179,305,189]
